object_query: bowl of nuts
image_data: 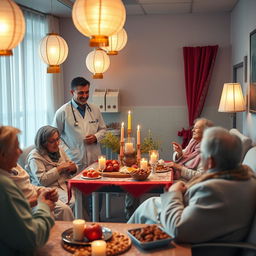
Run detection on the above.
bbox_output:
[127,225,173,250]
[130,168,151,181]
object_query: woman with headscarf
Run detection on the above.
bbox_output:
[169,118,214,180]
[26,125,77,216]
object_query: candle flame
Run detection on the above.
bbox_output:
[121,122,124,127]
[137,125,140,130]
[128,110,131,114]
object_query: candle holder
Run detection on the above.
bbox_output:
[122,151,137,167]
[149,150,159,175]
[119,141,124,165]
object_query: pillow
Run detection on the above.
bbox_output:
[230,129,252,161]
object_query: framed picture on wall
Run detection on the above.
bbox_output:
[249,28,256,113]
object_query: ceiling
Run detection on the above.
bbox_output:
[14,0,239,18]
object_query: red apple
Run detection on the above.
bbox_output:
[132,164,138,169]
[84,223,103,241]
[105,165,113,172]
[106,160,112,165]
[112,163,120,171]
[112,160,119,165]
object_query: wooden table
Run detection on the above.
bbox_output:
[36,221,192,256]
[68,163,173,221]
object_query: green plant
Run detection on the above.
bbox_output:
[140,130,161,154]
[100,132,120,153]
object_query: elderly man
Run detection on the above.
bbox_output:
[128,127,256,256]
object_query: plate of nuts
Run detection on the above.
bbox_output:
[130,168,151,181]
[127,225,173,250]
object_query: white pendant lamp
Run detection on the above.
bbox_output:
[86,48,110,79]
[72,0,126,47]
[39,33,68,73]
[101,28,128,55]
[0,0,25,56]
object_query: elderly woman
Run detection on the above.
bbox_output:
[170,118,213,180]
[0,126,55,255]
[26,125,77,207]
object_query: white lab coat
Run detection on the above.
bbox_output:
[52,100,106,171]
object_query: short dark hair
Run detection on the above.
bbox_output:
[71,77,90,90]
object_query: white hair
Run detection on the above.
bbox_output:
[200,127,242,170]
[0,126,20,155]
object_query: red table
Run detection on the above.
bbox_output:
[68,162,173,221]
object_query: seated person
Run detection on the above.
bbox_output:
[128,127,256,256]
[26,125,77,210]
[9,164,74,220]
[170,118,213,180]
[0,125,55,255]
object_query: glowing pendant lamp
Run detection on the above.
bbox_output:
[39,33,68,73]
[0,0,25,56]
[101,28,127,55]
[86,48,110,79]
[72,0,126,47]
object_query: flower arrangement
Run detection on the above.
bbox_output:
[140,130,161,153]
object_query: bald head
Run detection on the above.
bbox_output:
[200,127,242,171]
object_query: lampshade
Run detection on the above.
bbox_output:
[101,28,128,55]
[39,33,68,73]
[218,83,246,112]
[72,0,126,47]
[86,48,110,79]
[0,0,25,56]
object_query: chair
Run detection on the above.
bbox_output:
[18,145,35,169]
[192,213,256,256]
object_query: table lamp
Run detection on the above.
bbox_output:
[218,83,246,128]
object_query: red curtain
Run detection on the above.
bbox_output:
[178,45,219,148]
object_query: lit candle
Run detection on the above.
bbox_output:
[128,110,132,130]
[91,240,107,256]
[150,152,158,164]
[140,158,148,170]
[120,122,124,143]
[73,219,85,241]
[98,155,106,171]
[125,142,134,153]
[137,125,141,145]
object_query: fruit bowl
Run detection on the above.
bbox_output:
[130,168,151,181]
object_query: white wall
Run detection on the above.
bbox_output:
[60,13,231,159]
[231,0,256,142]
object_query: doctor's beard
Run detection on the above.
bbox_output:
[77,96,89,105]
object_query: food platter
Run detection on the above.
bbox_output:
[62,227,112,245]
[81,175,102,180]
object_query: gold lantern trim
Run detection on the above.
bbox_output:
[72,0,126,47]
[86,48,110,79]
[0,0,25,56]
[39,33,69,73]
[101,28,128,55]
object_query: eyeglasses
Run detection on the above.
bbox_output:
[47,137,60,144]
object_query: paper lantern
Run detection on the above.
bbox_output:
[72,0,126,47]
[0,0,25,56]
[101,28,127,55]
[86,49,110,79]
[39,33,68,73]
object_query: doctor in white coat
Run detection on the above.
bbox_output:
[53,77,106,171]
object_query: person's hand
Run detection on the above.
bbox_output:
[45,188,58,202]
[172,142,183,158]
[168,161,183,171]
[37,189,56,211]
[28,196,38,208]
[85,134,97,144]
[169,181,187,194]
[65,161,77,175]
[57,162,75,174]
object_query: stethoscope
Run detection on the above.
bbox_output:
[70,101,94,127]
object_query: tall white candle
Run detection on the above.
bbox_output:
[150,152,158,164]
[140,158,148,170]
[73,219,85,241]
[98,156,106,170]
[120,122,124,143]
[137,125,141,145]
[125,142,134,153]
[91,240,107,256]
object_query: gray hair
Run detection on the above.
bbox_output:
[200,127,242,170]
[194,118,214,130]
[35,125,59,154]
[0,126,20,155]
